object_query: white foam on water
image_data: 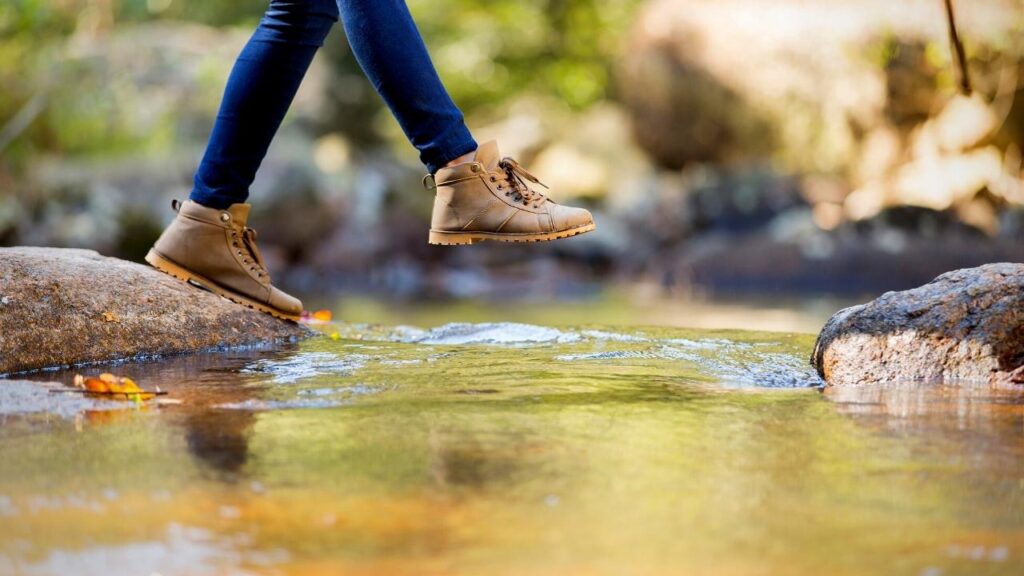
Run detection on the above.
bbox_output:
[243,352,368,384]
[216,397,351,411]
[555,350,660,361]
[579,329,651,342]
[400,322,581,345]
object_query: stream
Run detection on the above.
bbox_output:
[1,314,1022,575]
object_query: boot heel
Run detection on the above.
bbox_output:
[428,230,477,245]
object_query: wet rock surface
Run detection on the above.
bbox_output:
[0,247,308,374]
[812,263,1024,387]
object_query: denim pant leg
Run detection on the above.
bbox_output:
[191,0,339,209]
[191,0,476,209]
[338,0,477,173]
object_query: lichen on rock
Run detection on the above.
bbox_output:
[0,247,309,374]
[811,263,1024,387]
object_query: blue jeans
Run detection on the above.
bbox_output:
[190,0,478,209]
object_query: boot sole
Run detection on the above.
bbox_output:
[428,222,596,245]
[144,249,301,323]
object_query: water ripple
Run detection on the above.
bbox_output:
[396,322,581,345]
[243,352,368,384]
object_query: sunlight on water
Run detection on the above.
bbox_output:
[1,321,1022,575]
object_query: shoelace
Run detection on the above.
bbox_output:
[496,157,549,208]
[169,200,269,280]
[231,226,268,280]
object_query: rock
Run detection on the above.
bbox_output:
[811,263,1024,387]
[0,247,308,375]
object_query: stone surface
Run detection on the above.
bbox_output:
[0,247,308,374]
[811,263,1024,387]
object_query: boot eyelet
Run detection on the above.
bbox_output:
[220,213,230,222]
[470,164,481,173]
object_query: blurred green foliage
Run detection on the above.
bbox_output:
[0,0,639,166]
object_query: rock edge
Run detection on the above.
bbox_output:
[811,263,1024,387]
[0,247,309,374]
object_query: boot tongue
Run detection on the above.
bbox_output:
[227,203,251,226]
[473,140,501,172]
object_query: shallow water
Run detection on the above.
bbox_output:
[1,321,1022,576]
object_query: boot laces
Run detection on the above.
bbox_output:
[231,226,269,280]
[497,157,549,208]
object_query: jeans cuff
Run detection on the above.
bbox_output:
[423,125,478,174]
[189,188,241,210]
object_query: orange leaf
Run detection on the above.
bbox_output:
[82,378,110,393]
[72,373,155,400]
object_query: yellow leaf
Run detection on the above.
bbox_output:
[72,373,155,401]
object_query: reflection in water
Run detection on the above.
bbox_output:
[1,323,1023,575]
[183,409,255,478]
[129,350,276,479]
[828,382,1024,437]
[13,347,289,479]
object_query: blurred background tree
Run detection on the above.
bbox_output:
[1,0,1023,301]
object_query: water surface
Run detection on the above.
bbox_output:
[1,321,1022,575]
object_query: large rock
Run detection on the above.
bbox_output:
[0,247,308,374]
[811,263,1024,387]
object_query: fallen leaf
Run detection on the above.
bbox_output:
[74,373,155,401]
[101,311,118,323]
[300,309,334,324]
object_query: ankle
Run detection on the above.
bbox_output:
[444,150,476,168]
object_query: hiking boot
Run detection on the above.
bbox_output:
[145,200,302,322]
[426,140,595,245]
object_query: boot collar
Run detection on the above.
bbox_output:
[226,203,251,226]
[473,140,501,172]
[431,140,503,186]
[179,200,251,228]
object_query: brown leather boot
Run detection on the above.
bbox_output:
[426,140,595,245]
[145,200,303,322]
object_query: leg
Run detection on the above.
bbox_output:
[334,1,593,244]
[190,0,340,209]
[337,0,477,173]
[149,1,340,320]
